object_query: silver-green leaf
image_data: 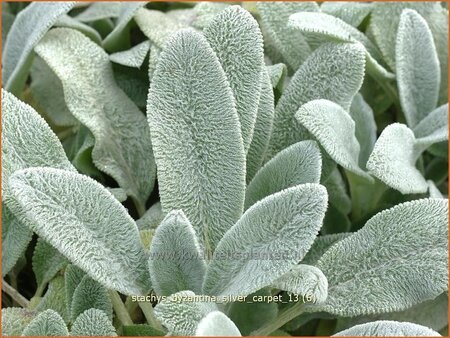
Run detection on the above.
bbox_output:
[35,28,156,210]
[147,29,245,255]
[8,167,151,296]
[149,210,206,296]
[204,6,264,153]
[21,309,69,336]
[396,9,440,127]
[333,320,441,337]
[71,309,117,336]
[195,311,241,337]
[245,141,322,210]
[316,199,448,317]
[203,184,328,296]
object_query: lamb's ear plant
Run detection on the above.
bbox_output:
[1,2,448,337]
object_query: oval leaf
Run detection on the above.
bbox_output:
[203,184,328,296]
[8,167,151,296]
[396,9,440,127]
[245,140,322,209]
[149,210,207,296]
[21,309,69,336]
[267,42,365,159]
[147,29,245,255]
[316,198,448,317]
[204,6,264,152]
[296,99,372,181]
[71,309,117,336]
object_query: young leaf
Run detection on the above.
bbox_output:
[8,167,151,296]
[203,184,328,296]
[321,2,373,27]
[245,141,322,209]
[147,29,245,255]
[109,41,150,68]
[333,320,441,337]
[271,264,328,304]
[136,202,165,230]
[256,2,319,73]
[1,308,36,336]
[191,2,230,29]
[246,67,275,183]
[154,291,217,336]
[295,99,372,181]
[301,233,350,266]
[35,28,156,210]
[54,15,102,45]
[366,123,428,194]
[71,309,117,336]
[287,12,393,80]
[2,2,75,94]
[21,309,69,336]
[70,275,113,322]
[195,311,241,337]
[316,199,448,317]
[102,2,147,52]
[32,238,68,295]
[2,203,32,277]
[396,9,440,127]
[349,94,377,169]
[266,63,287,91]
[149,210,207,296]
[267,42,365,159]
[204,6,264,153]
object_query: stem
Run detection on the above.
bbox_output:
[2,279,29,308]
[251,302,304,336]
[138,301,164,331]
[134,198,146,218]
[109,290,133,326]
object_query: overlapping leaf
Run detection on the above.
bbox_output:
[35,28,156,210]
[333,320,441,337]
[71,309,117,336]
[109,40,150,68]
[147,29,245,255]
[195,311,241,337]
[203,184,328,296]
[267,42,365,159]
[204,6,264,152]
[316,199,448,317]
[149,210,206,296]
[321,2,373,27]
[396,9,440,127]
[8,167,151,296]
[245,141,322,209]
[21,309,69,336]
[2,2,75,94]
[1,308,37,336]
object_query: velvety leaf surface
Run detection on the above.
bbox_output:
[8,167,151,296]
[296,100,372,180]
[75,2,122,22]
[271,264,328,304]
[21,309,69,336]
[301,233,350,266]
[322,169,352,215]
[35,276,69,323]
[2,203,32,277]
[256,2,319,72]
[204,6,264,152]
[267,42,365,159]
[333,320,441,337]
[366,123,428,194]
[71,309,117,336]
[109,40,150,68]
[203,184,328,296]
[1,307,37,336]
[246,67,275,183]
[195,311,241,337]
[413,103,449,149]
[2,2,75,94]
[54,14,102,45]
[149,210,206,296]
[321,2,373,27]
[396,9,440,127]
[316,199,448,316]
[147,29,245,255]
[154,291,217,336]
[245,141,322,209]
[35,28,156,209]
